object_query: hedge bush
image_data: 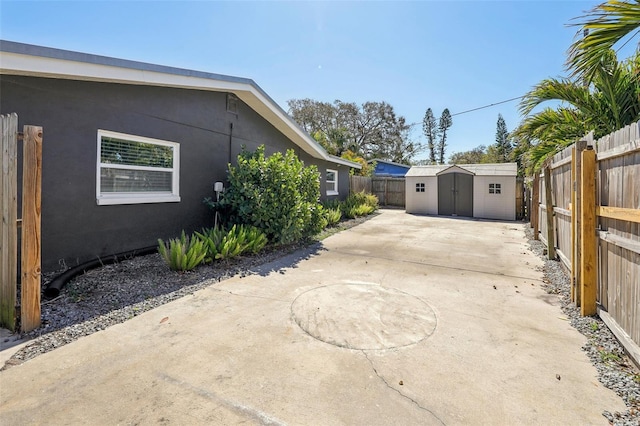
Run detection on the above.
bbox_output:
[210,146,326,244]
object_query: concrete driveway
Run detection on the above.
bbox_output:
[0,210,625,425]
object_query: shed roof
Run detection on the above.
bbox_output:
[406,163,518,177]
[0,40,360,169]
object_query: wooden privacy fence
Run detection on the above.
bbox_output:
[533,121,640,365]
[0,113,43,332]
[350,176,405,207]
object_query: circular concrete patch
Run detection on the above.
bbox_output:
[291,284,436,350]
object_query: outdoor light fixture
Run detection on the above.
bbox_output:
[214,181,224,201]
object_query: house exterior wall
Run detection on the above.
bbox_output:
[405,176,438,214]
[472,175,516,221]
[1,75,346,272]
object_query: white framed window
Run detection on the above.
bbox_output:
[489,183,501,194]
[416,183,425,192]
[96,130,180,205]
[326,169,338,196]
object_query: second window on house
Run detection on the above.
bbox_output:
[326,169,338,196]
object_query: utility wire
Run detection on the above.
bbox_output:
[615,28,640,53]
[450,96,523,117]
[409,95,523,127]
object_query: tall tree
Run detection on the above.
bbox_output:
[567,0,640,81]
[288,99,417,162]
[494,114,512,162]
[437,108,452,164]
[422,108,438,164]
[448,145,487,164]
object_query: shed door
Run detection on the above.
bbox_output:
[438,173,473,217]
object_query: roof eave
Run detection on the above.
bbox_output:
[0,40,347,167]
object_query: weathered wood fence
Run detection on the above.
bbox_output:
[0,113,43,332]
[350,176,406,207]
[533,121,640,365]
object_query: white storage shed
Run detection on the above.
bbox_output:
[405,163,518,221]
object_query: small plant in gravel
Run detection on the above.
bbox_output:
[158,231,208,271]
[195,224,268,261]
[590,321,600,332]
[599,349,622,363]
[341,191,379,219]
[324,208,342,226]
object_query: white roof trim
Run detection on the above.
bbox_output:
[435,165,474,176]
[406,163,517,177]
[0,41,361,169]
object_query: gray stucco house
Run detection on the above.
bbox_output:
[0,40,359,273]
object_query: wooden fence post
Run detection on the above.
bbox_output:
[532,173,539,239]
[543,166,556,259]
[571,145,576,302]
[580,146,597,316]
[571,140,587,305]
[1,114,18,331]
[21,125,42,332]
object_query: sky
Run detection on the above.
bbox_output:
[0,0,613,162]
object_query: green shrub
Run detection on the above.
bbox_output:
[346,204,375,218]
[243,225,268,254]
[158,231,208,271]
[210,146,325,244]
[195,224,268,261]
[321,199,342,210]
[324,208,342,226]
[341,191,379,218]
[344,191,379,210]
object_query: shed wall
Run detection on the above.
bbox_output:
[405,176,438,214]
[473,176,516,221]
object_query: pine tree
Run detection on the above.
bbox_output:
[422,108,438,164]
[495,114,512,162]
[437,109,452,165]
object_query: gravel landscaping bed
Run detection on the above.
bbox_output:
[525,226,640,426]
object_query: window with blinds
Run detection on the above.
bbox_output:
[97,130,180,205]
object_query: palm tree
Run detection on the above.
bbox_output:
[516,50,639,170]
[567,0,640,81]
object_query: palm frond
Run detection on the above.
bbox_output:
[567,0,640,80]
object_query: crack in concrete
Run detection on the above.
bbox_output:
[362,351,446,425]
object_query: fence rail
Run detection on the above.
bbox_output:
[533,121,640,366]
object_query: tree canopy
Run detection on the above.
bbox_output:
[287,98,421,164]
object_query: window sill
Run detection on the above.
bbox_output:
[326,190,339,196]
[97,195,181,205]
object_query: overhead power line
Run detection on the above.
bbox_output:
[450,96,523,117]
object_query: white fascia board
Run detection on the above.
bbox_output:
[327,155,362,169]
[1,50,346,165]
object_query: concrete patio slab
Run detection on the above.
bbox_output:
[0,210,625,425]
